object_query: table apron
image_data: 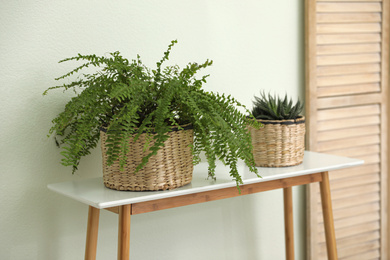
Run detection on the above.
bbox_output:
[104,172,323,215]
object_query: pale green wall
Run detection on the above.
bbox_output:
[0,1,305,259]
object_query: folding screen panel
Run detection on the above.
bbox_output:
[305,0,389,259]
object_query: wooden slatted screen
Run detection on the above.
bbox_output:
[305,0,389,259]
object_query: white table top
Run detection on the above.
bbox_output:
[48,151,363,209]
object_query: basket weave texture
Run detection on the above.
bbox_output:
[249,116,305,167]
[100,126,194,191]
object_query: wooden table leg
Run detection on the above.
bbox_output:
[283,187,295,260]
[85,206,100,260]
[319,171,338,260]
[118,205,131,260]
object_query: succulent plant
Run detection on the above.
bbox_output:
[252,91,303,120]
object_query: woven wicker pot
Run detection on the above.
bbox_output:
[249,116,305,167]
[100,125,194,191]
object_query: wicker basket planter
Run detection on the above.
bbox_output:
[249,116,305,167]
[100,125,194,191]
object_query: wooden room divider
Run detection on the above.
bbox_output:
[305,0,389,259]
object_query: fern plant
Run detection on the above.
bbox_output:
[252,91,304,120]
[44,40,260,187]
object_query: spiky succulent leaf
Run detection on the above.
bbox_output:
[252,91,303,120]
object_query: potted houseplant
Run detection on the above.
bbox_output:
[249,91,305,167]
[44,40,260,191]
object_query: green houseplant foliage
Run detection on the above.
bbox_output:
[252,91,304,120]
[44,40,260,187]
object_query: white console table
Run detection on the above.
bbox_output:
[48,151,363,260]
